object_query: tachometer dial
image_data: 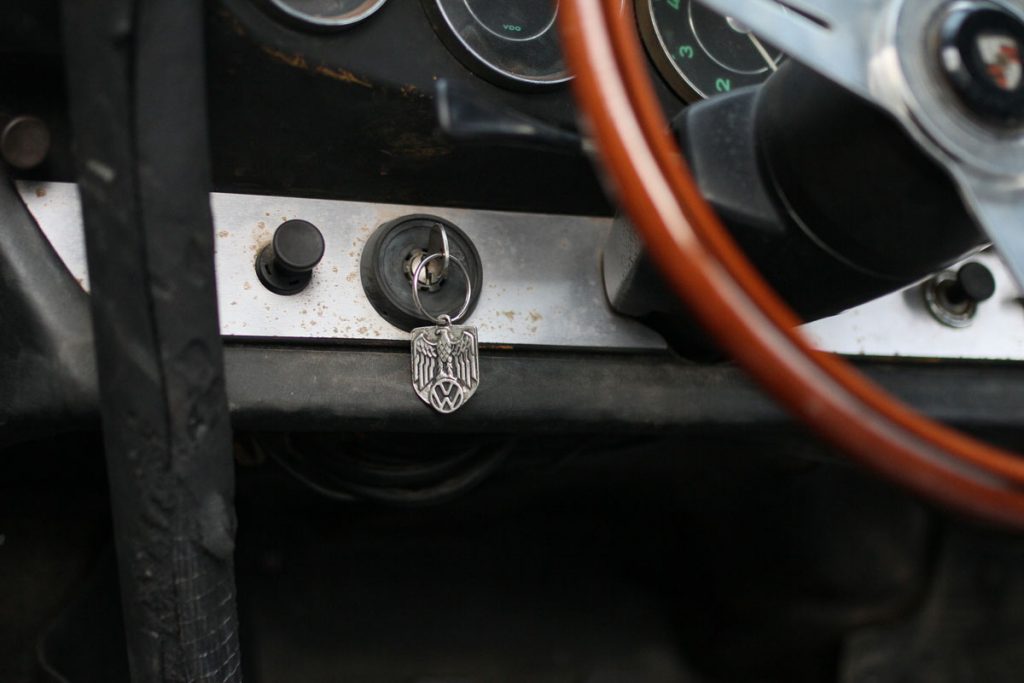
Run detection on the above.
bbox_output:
[639,0,785,102]
[264,0,388,29]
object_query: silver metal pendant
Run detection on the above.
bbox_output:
[408,242,481,415]
[411,322,480,414]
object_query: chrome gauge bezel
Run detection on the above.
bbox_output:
[265,0,388,29]
[424,0,572,90]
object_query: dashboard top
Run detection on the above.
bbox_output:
[1,0,780,216]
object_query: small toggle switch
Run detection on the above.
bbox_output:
[256,219,325,295]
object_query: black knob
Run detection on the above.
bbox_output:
[946,261,997,305]
[1,115,51,170]
[256,219,325,295]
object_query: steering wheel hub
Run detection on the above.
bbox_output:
[939,3,1024,126]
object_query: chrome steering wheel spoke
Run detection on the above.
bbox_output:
[692,0,896,102]
[694,0,1024,292]
[960,178,1024,288]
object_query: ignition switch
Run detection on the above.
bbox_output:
[404,223,452,292]
[361,215,483,331]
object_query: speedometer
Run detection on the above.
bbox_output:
[639,0,785,102]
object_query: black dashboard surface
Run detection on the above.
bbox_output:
[1,0,684,215]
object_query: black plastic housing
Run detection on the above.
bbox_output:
[604,61,987,338]
[361,214,483,331]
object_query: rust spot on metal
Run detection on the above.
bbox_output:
[35,187,46,198]
[260,46,372,88]
[262,46,309,70]
[314,65,372,88]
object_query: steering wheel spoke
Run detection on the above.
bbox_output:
[692,0,895,101]
[699,0,1024,294]
[960,177,1024,289]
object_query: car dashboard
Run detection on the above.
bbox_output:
[4,0,1021,366]
[0,0,1022,430]
[8,3,1024,683]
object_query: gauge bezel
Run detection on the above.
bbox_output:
[423,0,572,91]
[264,0,388,30]
[638,0,702,102]
[637,0,782,103]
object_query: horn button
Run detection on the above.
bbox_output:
[939,3,1024,127]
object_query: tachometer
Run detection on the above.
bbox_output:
[264,0,388,29]
[639,0,785,102]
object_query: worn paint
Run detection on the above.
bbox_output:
[260,46,372,88]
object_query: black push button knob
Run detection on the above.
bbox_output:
[256,219,325,295]
[946,261,997,305]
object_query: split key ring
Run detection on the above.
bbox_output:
[410,252,473,325]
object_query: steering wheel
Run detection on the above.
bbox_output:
[559,0,1024,528]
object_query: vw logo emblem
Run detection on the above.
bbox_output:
[429,378,467,414]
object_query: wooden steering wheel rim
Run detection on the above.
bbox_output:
[559,0,1024,528]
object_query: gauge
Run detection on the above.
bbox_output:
[639,0,785,102]
[264,0,388,29]
[425,0,570,89]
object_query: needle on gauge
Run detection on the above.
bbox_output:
[726,16,779,72]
